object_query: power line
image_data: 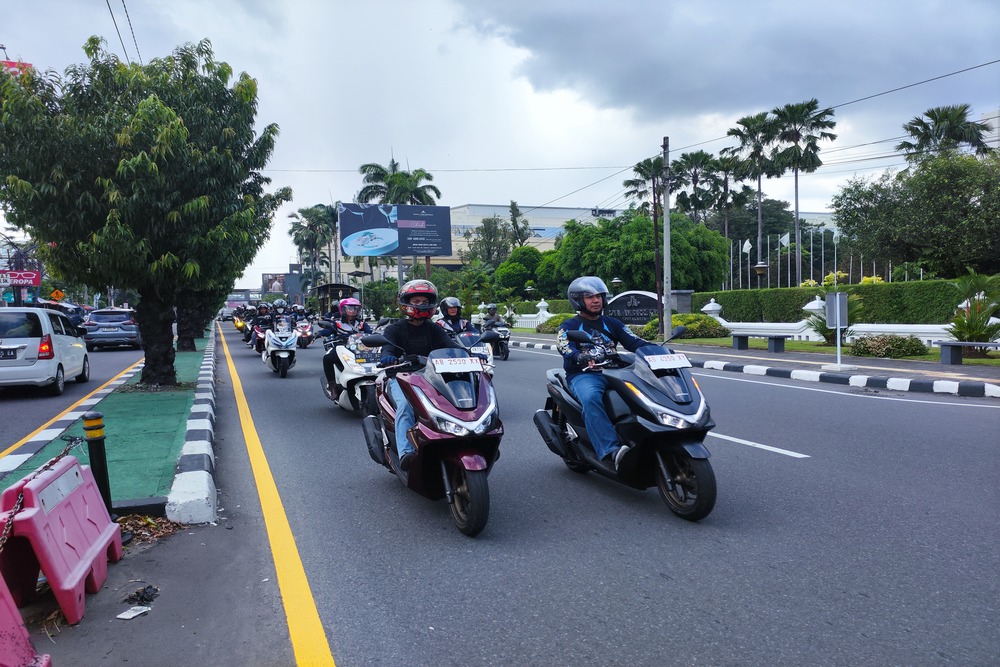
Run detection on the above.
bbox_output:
[105,0,131,62]
[121,0,143,65]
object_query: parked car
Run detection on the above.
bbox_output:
[83,307,142,351]
[0,307,90,396]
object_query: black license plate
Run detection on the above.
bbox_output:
[0,349,16,360]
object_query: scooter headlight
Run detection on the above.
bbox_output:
[623,381,699,429]
[337,346,366,373]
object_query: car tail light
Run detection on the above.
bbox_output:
[38,334,55,360]
[122,319,135,325]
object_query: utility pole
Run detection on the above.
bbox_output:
[661,136,670,338]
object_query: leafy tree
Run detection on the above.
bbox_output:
[460,215,510,267]
[504,245,542,275]
[534,251,563,299]
[771,99,837,284]
[493,262,530,291]
[508,200,533,247]
[0,37,290,384]
[831,171,904,261]
[725,112,778,275]
[896,104,994,161]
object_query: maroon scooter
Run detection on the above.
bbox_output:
[360,332,502,537]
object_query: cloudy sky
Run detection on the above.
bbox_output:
[4,0,998,287]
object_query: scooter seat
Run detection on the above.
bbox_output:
[546,369,576,402]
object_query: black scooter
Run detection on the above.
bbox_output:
[533,327,717,521]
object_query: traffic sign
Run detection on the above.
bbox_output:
[50,289,65,301]
[0,272,9,287]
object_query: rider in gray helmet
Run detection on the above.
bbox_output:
[557,276,650,470]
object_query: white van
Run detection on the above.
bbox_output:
[0,307,90,396]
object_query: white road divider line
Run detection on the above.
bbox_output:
[708,432,811,458]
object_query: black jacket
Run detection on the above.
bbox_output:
[383,319,462,357]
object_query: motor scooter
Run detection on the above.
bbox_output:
[320,326,381,415]
[533,327,717,521]
[296,318,314,348]
[262,316,299,377]
[360,331,502,537]
[482,320,511,360]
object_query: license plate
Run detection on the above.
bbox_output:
[101,327,119,332]
[432,356,483,373]
[470,346,489,355]
[0,348,16,360]
[646,353,691,370]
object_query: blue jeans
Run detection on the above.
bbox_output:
[568,372,620,461]
[388,378,415,458]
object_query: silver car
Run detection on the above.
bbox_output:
[83,307,142,351]
[0,307,90,396]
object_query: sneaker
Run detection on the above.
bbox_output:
[613,444,632,470]
[399,451,415,472]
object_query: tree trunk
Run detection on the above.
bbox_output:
[136,291,177,385]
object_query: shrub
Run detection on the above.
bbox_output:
[535,313,574,333]
[637,314,730,340]
[850,335,928,358]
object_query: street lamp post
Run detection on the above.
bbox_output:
[525,285,535,302]
[611,277,622,295]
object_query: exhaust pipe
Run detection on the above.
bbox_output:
[533,410,566,457]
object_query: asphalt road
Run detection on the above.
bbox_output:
[31,327,1000,665]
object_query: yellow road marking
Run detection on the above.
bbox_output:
[0,361,143,459]
[219,331,336,666]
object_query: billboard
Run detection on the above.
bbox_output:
[338,203,452,257]
[0,270,42,287]
[262,273,286,293]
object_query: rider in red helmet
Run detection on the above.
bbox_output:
[380,280,461,470]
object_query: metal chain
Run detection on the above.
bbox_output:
[0,435,84,553]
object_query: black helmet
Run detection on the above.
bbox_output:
[257,302,270,313]
[486,303,497,315]
[439,296,462,318]
[567,276,610,312]
[398,280,439,320]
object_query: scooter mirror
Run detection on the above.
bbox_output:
[566,330,594,344]
[479,330,500,344]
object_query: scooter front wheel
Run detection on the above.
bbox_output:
[655,451,716,522]
[448,466,490,537]
[500,341,509,361]
[278,355,290,378]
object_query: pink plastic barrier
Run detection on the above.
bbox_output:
[0,574,51,667]
[0,456,123,625]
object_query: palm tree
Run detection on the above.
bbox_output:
[671,150,716,224]
[772,99,837,284]
[896,104,994,160]
[357,159,401,203]
[706,153,747,240]
[725,112,777,284]
[288,205,336,291]
[385,168,441,205]
[623,156,665,216]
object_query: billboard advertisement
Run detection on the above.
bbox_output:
[338,203,452,257]
[262,273,286,293]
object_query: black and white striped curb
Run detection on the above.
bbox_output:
[164,323,218,524]
[0,362,144,480]
[510,340,1000,399]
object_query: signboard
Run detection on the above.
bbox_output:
[0,270,41,286]
[50,289,65,301]
[338,203,452,257]
[825,292,849,328]
[591,208,617,218]
[262,273,286,293]
[604,291,661,326]
[1,60,32,75]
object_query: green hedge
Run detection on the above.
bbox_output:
[693,279,962,324]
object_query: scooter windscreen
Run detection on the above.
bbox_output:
[633,345,696,405]
[424,347,484,409]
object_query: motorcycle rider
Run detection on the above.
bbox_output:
[380,280,462,471]
[482,303,506,329]
[557,276,651,470]
[320,297,373,397]
[436,297,479,335]
[247,302,273,349]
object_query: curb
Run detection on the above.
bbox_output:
[164,323,218,524]
[510,341,1000,399]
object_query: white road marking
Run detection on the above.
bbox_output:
[707,432,810,458]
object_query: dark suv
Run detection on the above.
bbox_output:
[83,307,142,351]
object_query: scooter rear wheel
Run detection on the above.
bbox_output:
[500,342,509,361]
[655,452,716,522]
[448,467,490,537]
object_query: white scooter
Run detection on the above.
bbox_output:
[263,316,299,377]
[321,330,381,415]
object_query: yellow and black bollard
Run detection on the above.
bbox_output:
[83,411,113,515]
